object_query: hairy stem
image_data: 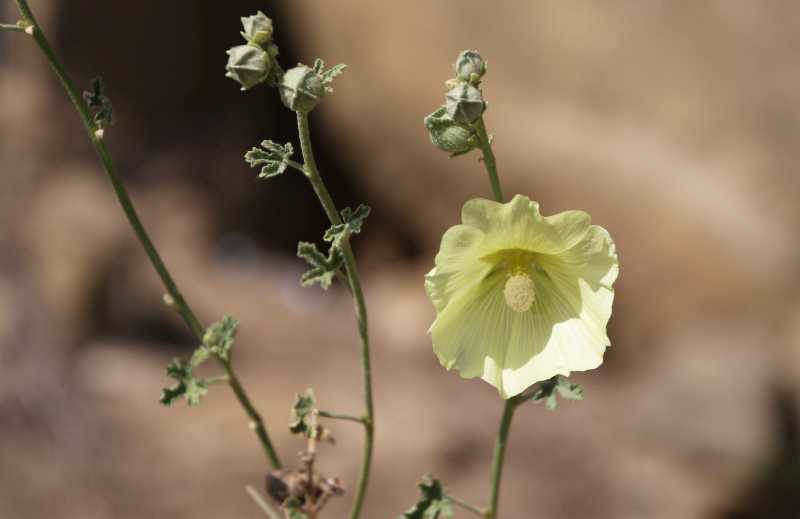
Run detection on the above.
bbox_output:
[296,111,374,519]
[13,0,281,469]
[474,115,504,202]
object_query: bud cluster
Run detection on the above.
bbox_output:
[225,11,281,91]
[424,50,488,156]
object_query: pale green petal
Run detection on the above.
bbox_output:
[425,224,487,312]
[463,195,592,255]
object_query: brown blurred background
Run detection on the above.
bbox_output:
[2,1,800,518]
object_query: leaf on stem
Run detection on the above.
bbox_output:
[529,375,584,410]
[297,241,343,290]
[202,315,239,362]
[160,315,240,406]
[160,357,209,406]
[245,140,295,178]
[82,77,114,129]
[289,389,316,436]
[324,204,371,247]
[401,474,453,519]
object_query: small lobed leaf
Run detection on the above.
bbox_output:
[297,241,343,290]
[202,315,239,361]
[289,389,316,436]
[529,375,584,410]
[245,140,295,178]
[323,204,371,247]
[401,474,453,519]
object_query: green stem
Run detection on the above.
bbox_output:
[486,397,521,519]
[296,111,374,519]
[317,410,365,424]
[474,116,504,202]
[448,495,486,517]
[0,22,23,32]
[14,0,281,470]
[223,360,282,469]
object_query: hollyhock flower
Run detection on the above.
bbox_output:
[425,195,618,398]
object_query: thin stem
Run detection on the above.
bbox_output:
[474,116,504,203]
[14,0,281,470]
[317,410,365,424]
[223,360,283,469]
[0,22,23,32]
[245,485,284,519]
[486,397,520,519]
[296,111,374,519]
[448,495,486,517]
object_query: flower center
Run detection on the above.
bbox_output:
[503,273,535,313]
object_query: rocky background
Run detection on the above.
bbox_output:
[1,1,799,518]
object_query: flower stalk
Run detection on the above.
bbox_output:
[11,0,281,470]
[296,111,375,519]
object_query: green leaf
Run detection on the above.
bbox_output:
[161,357,191,406]
[245,140,295,178]
[323,204,371,247]
[297,241,343,290]
[185,378,209,406]
[289,389,316,436]
[314,58,347,93]
[401,474,453,519]
[529,375,584,410]
[82,76,114,128]
[202,315,239,362]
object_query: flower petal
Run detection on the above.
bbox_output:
[425,224,487,312]
[463,195,592,255]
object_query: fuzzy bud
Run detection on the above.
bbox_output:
[445,83,485,124]
[424,106,479,155]
[240,11,274,46]
[279,65,324,112]
[455,50,486,84]
[225,44,271,91]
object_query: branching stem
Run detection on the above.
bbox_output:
[448,495,486,517]
[12,0,281,470]
[296,111,374,519]
[474,116,504,202]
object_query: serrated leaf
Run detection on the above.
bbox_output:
[401,475,453,519]
[202,315,239,361]
[245,140,295,179]
[289,389,316,436]
[529,375,584,411]
[323,204,371,247]
[297,241,343,290]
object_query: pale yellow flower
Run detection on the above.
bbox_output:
[425,195,618,398]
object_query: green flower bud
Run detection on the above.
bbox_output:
[225,44,271,91]
[240,11,274,46]
[455,50,486,84]
[279,65,324,112]
[424,106,479,155]
[445,83,485,124]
